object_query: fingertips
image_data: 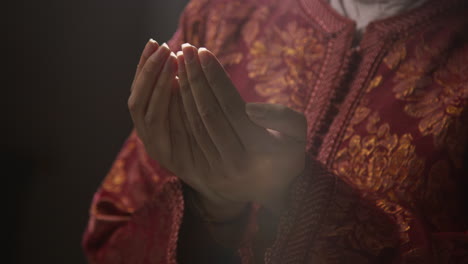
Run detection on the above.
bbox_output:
[131,39,159,93]
[150,42,171,63]
[130,43,171,115]
[198,47,214,68]
[181,43,197,64]
[176,51,188,82]
[197,47,225,83]
[162,52,178,74]
[142,38,159,59]
[176,51,185,70]
[143,42,171,76]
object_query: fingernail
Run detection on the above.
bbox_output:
[155,42,170,58]
[143,39,158,55]
[161,42,169,50]
[198,47,211,67]
[246,104,266,117]
[182,43,195,63]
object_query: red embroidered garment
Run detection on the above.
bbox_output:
[82,0,468,263]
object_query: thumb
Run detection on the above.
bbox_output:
[246,103,307,142]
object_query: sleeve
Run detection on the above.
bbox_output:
[262,159,402,264]
[241,156,399,264]
[238,154,403,264]
[81,1,215,263]
[240,153,468,264]
[81,131,184,263]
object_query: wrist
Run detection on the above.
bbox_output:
[186,186,249,224]
[260,161,307,216]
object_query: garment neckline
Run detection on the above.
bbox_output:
[299,0,460,37]
[328,0,429,32]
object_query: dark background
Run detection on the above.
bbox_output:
[4,0,189,263]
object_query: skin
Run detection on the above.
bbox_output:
[128,39,307,221]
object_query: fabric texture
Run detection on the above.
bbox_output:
[82,0,468,263]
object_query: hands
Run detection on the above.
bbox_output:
[128,39,307,220]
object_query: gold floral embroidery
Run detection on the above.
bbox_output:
[333,109,425,246]
[309,180,400,263]
[102,140,137,193]
[241,6,270,47]
[386,36,468,154]
[334,111,425,200]
[244,18,325,111]
[103,159,126,193]
[383,40,407,70]
[342,104,371,141]
[181,0,210,47]
[180,0,246,66]
[375,199,412,244]
[343,77,382,142]
[366,75,382,93]
[204,0,249,66]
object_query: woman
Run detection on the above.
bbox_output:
[83,0,468,263]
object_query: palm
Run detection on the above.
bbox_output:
[172,45,306,206]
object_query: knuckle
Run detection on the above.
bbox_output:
[141,65,154,75]
[127,97,138,112]
[142,59,158,75]
[144,114,155,126]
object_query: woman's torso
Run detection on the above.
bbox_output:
[180,0,468,239]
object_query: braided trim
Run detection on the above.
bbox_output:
[264,154,336,263]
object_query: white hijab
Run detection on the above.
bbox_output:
[329,0,428,31]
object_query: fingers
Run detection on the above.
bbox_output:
[145,52,177,124]
[168,77,191,175]
[177,51,222,167]
[176,86,212,187]
[246,103,307,142]
[131,39,159,93]
[128,43,171,130]
[198,48,255,139]
[141,52,177,163]
[177,86,197,164]
[181,44,244,160]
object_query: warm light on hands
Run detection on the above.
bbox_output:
[128,39,307,218]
